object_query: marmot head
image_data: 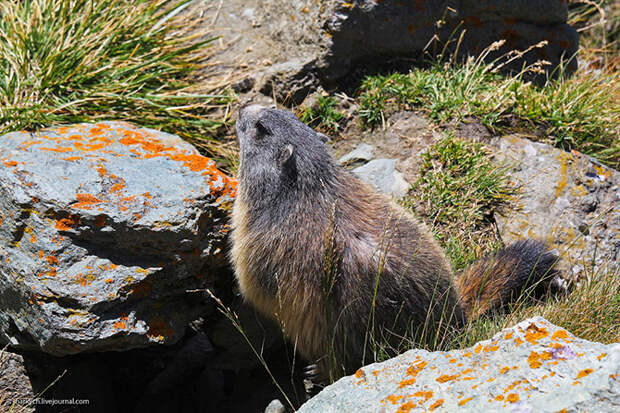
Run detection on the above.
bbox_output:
[236,105,336,205]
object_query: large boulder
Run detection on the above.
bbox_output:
[490,135,620,280]
[0,122,236,356]
[207,0,578,104]
[299,317,620,412]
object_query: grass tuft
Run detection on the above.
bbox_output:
[0,0,234,165]
[298,95,345,135]
[358,61,619,168]
[402,135,517,270]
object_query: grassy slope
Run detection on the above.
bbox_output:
[0,0,234,167]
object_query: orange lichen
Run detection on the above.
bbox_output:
[436,374,458,383]
[40,146,72,153]
[413,391,433,401]
[597,353,607,360]
[576,369,593,379]
[494,395,504,401]
[113,320,126,330]
[505,332,513,339]
[73,193,104,209]
[395,401,416,413]
[458,397,472,406]
[355,369,364,378]
[484,345,499,352]
[55,215,80,230]
[2,159,18,167]
[429,399,444,411]
[45,256,59,265]
[474,344,483,354]
[528,351,552,369]
[525,323,549,345]
[514,337,524,346]
[384,394,404,405]
[110,183,125,192]
[551,329,571,342]
[506,393,519,403]
[398,360,427,388]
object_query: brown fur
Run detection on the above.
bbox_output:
[230,105,560,377]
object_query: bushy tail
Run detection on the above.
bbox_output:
[455,239,561,320]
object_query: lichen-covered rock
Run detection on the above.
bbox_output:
[0,122,236,355]
[490,136,620,280]
[207,0,578,104]
[0,349,35,412]
[299,317,620,413]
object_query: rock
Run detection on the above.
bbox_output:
[298,317,620,413]
[206,0,577,104]
[338,143,375,165]
[490,135,620,280]
[353,159,411,199]
[0,122,236,356]
[0,349,35,412]
[265,399,286,413]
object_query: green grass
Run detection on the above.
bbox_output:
[0,0,234,165]
[298,95,345,135]
[358,61,619,169]
[402,135,518,271]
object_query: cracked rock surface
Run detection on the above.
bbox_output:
[0,122,236,355]
[299,317,620,413]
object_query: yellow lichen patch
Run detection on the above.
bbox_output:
[597,353,607,360]
[576,369,593,379]
[514,337,524,346]
[505,332,513,340]
[483,344,499,352]
[429,399,444,411]
[500,367,510,374]
[495,395,504,401]
[354,369,364,378]
[506,393,519,403]
[474,344,483,354]
[555,152,569,198]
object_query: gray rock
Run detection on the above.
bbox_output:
[206,0,577,104]
[0,122,236,355]
[338,143,375,165]
[353,159,410,198]
[299,317,620,413]
[265,399,286,413]
[491,135,620,280]
[0,349,35,412]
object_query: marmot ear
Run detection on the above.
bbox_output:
[278,144,294,167]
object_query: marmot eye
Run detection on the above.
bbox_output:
[255,120,270,138]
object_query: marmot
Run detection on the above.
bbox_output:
[230,104,560,379]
